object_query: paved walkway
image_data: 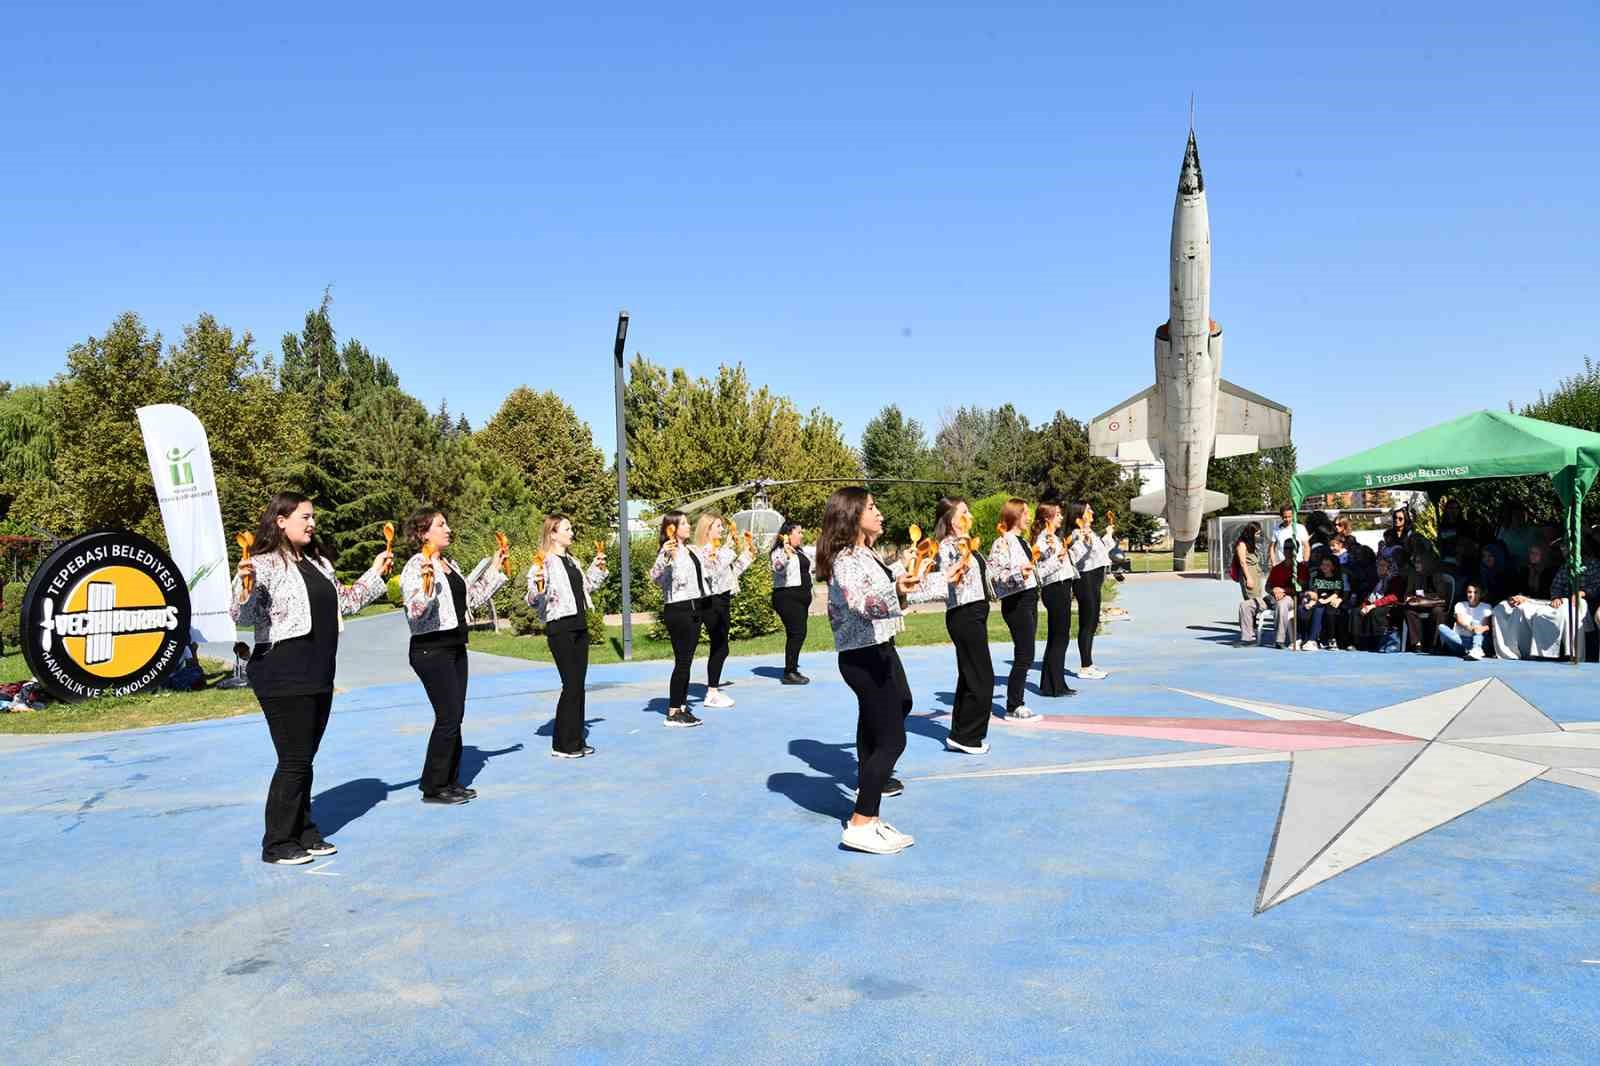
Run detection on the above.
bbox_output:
[5,577,1600,1063]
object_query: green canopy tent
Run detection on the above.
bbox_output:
[1290,409,1600,664]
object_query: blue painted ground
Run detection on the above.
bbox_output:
[3,576,1599,1064]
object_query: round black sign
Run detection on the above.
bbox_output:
[21,530,193,702]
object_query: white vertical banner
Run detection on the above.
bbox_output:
[136,404,232,642]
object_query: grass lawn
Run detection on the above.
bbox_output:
[470,580,1118,665]
[351,601,398,619]
[1124,550,1210,574]
[0,655,257,735]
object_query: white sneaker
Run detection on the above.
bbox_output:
[1467,647,1485,660]
[1300,641,1319,652]
[702,689,735,709]
[875,821,915,849]
[1007,705,1038,720]
[1076,666,1109,679]
[945,737,991,755]
[841,819,912,854]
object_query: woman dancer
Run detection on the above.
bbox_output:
[770,521,812,684]
[1031,502,1077,698]
[817,487,941,854]
[694,514,753,708]
[1065,501,1115,679]
[527,515,607,758]
[988,498,1040,719]
[650,511,707,728]
[400,508,509,803]
[935,496,996,755]
[232,492,391,865]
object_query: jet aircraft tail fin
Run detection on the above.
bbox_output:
[1130,488,1229,517]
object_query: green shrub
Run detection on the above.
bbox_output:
[728,552,780,640]
[586,608,606,647]
[967,492,1013,543]
[0,596,21,654]
[506,597,541,636]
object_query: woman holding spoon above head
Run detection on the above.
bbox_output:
[231,492,392,866]
[399,507,510,804]
[934,496,996,755]
[1030,502,1077,698]
[1064,501,1116,680]
[692,514,753,709]
[650,511,707,728]
[527,515,607,758]
[769,521,813,685]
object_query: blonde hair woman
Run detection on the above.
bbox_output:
[933,496,995,755]
[527,514,607,758]
[1029,502,1077,698]
[692,513,752,709]
[987,498,1039,719]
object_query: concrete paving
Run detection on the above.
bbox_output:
[4,576,1600,1063]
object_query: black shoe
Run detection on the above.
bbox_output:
[422,790,470,805]
[580,746,596,756]
[882,777,904,798]
[263,845,313,865]
[665,709,703,728]
[447,785,477,800]
[781,671,810,685]
[301,837,337,857]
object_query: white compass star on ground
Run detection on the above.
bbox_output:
[914,678,1600,912]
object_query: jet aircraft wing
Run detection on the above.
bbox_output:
[1213,379,1292,458]
[1089,385,1162,462]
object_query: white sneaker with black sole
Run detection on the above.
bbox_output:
[945,737,991,755]
[1075,665,1110,679]
[1007,705,1038,720]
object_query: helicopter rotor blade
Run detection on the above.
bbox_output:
[653,482,757,510]
[665,483,758,515]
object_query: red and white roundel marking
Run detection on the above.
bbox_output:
[1109,420,1121,432]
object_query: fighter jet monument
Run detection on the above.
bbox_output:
[1090,126,1292,565]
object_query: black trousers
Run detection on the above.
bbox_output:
[547,626,590,753]
[1074,567,1104,668]
[945,601,995,747]
[661,601,701,707]
[772,589,809,673]
[409,641,469,793]
[701,593,732,686]
[838,641,911,819]
[258,691,334,853]
[999,588,1038,711]
[1039,579,1073,696]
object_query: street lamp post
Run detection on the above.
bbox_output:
[612,311,633,660]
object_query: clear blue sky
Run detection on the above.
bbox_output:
[3,1,1595,469]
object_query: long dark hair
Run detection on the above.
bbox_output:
[253,491,336,564]
[932,496,967,541]
[659,510,687,546]
[1066,500,1091,530]
[770,519,802,555]
[1237,522,1260,552]
[815,487,869,582]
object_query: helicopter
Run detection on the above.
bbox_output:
[651,477,952,545]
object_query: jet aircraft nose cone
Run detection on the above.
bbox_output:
[1178,130,1204,195]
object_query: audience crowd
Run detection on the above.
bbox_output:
[1232,500,1600,661]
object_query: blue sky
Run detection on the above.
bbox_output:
[2,1,1595,469]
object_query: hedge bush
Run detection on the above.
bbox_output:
[0,596,21,655]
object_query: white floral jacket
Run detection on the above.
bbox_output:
[827,545,944,652]
[650,543,710,605]
[987,532,1039,599]
[1067,528,1117,573]
[526,553,607,624]
[771,545,813,590]
[1033,531,1078,586]
[230,551,387,645]
[400,552,506,636]
[702,543,754,596]
[938,536,990,609]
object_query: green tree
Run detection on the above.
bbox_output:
[0,384,57,533]
[1206,443,1298,518]
[934,405,998,497]
[479,387,613,537]
[623,357,859,529]
[1027,412,1136,520]
[861,405,943,542]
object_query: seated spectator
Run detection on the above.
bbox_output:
[1401,535,1451,652]
[1493,543,1565,660]
[1477,543,1511,605]
[1435,583,1492,659]
[1549,533,1600,661]
[1242,582,1298,649]
[1356,556,1407,652]
[1496,503,1539,568]
[1298,555,1349,651]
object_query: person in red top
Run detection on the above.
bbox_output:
[1356,555,1408,651]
